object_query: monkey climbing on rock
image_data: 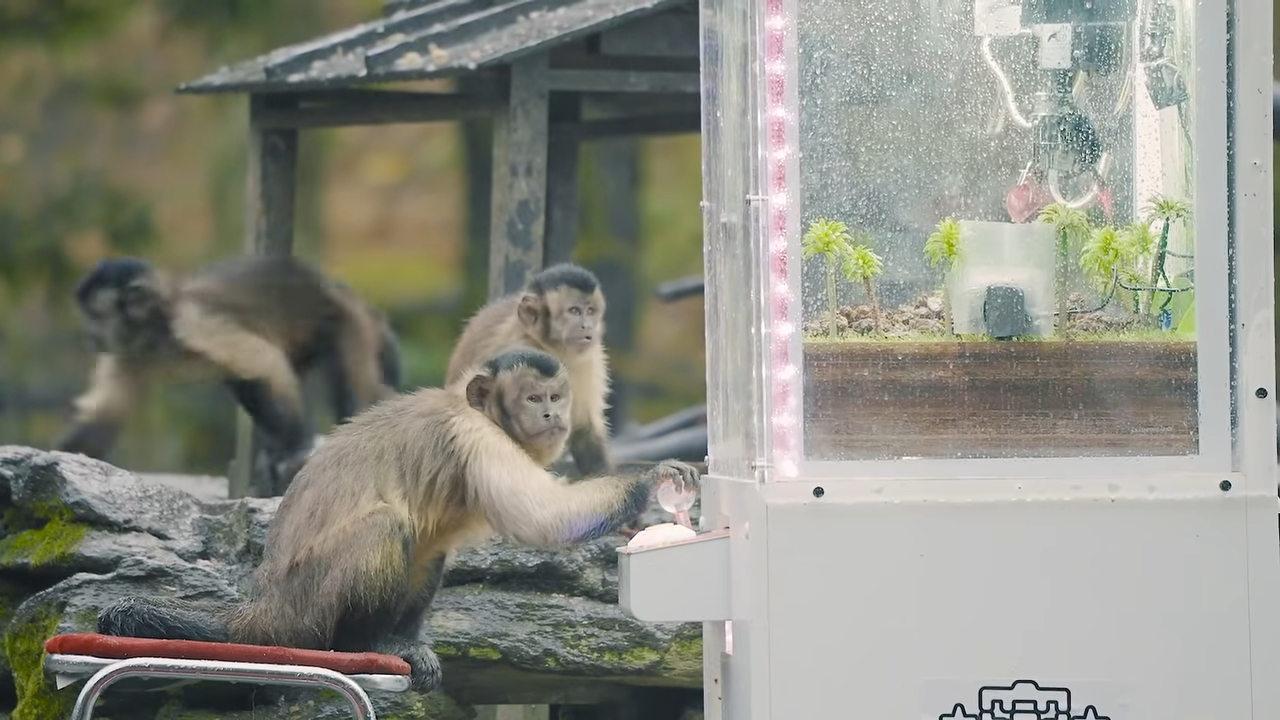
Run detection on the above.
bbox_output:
[53,255,402,492]
[446,263,614,477]
[97,348,700,694]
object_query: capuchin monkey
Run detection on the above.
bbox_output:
[446,263,613,477]
[97,348,700,694]
[55,255,402,489]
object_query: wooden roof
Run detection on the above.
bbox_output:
[178,0,690,95]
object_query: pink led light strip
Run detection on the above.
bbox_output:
[763,0,799,478]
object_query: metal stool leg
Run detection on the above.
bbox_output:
[69,657,379,720]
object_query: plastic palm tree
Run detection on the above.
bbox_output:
[1143,194,1192,314]
[1078,225,1126,293]
[1119,220,1159,314]
[923,217,962,334]
[1038,202,1091,335]
[840,239,885,334]
[802,218,855,338]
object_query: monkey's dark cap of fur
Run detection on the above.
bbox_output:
[528,263,599,296]
[75,257,152,304]
[484,348,563,379]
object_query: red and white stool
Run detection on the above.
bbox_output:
[43,634,412,720]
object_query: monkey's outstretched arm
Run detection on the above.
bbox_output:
[54,354,140,459]
[462,415,695,546]
[171,301,309,453]
[471,456,649,546]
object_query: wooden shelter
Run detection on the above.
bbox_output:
[176,0,702,498]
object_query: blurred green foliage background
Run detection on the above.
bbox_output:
[0,0,707,476]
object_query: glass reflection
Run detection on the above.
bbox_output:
[794,0,1198,462]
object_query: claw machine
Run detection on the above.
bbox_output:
[616,0,1280,717]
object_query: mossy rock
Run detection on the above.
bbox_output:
[0,516,90,573]
[0,446,203,559]
[4,602,76,720]
[0,559,244,719]
[0,447,705,715]
[0,577,38,707]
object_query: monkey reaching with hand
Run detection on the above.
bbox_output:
[97,348,699,693]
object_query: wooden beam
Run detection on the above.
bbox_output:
[597,11,700,58]
[550,113,701,142]
[545,92,582,266]
[550,53,699,74]
[582,93,700,117]
[488,53,551,300]
[546,69,699,94]
[231,95,300,500]
[252,90,503,129]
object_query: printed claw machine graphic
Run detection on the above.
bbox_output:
[938,680,1111,720]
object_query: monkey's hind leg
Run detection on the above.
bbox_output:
[366,554,447,694]
[226,379,314,495]
[323,355,360,425]
[331,313,395,423]
[172,301,310,457]
[378,325,404,392]
[328,513,443,694]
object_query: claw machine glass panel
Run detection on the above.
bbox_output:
[764,0,1232,478]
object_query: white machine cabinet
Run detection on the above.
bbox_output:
[616,0,1279,718]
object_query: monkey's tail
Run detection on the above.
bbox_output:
[97,596,233,643]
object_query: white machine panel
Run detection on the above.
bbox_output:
[764,491,1258,719]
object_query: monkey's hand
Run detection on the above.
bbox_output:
[616,461,699,539]
[53,421,118,460]
[646,459,701,496]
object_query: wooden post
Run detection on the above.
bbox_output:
[488,53,551,299]
[461,76,496,316]
[591,138,641,431]
[229,94,299,499]
[545,92,582,265]
[478,58,556,706]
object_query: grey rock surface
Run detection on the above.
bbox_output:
[0,446,702,720]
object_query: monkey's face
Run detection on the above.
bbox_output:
[500,372,572,458]
[545,288,605,354]
[80,282,170,355]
